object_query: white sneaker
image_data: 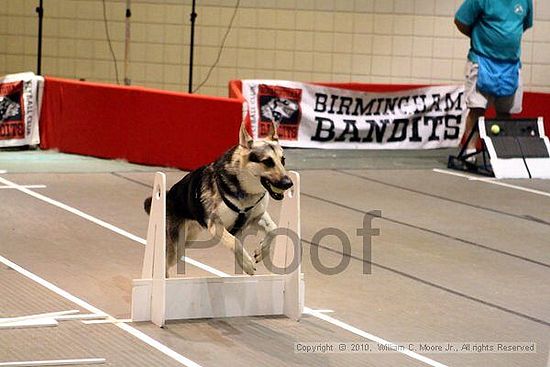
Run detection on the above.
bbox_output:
[464,148,477,164]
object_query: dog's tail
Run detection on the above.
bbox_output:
[144,197,152,215]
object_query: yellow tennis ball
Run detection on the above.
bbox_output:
[491,124,500,135]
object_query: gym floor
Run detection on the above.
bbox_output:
[0,148,549,367]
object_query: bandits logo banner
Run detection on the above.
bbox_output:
[242,80,467,149]
[257,84,302,140]
[0,72,44,148]
[0,81,25,141]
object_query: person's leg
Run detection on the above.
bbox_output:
[496,111,511,119]
[494,68,523,117]
[463,107,486,150]
[463,61,488,152]
[494,97,515,119]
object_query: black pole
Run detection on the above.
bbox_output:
[124,0,132,85]
[188,0,197,93]
[36,0,44,75]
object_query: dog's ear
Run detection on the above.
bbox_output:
[266,121,279,142]
[239,120,253,149]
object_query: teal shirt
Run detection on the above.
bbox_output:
[455,0,533,62]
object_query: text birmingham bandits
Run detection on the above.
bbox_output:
[311,91,464,144]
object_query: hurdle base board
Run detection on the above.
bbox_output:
[524,158,550,179]
[488,158,530,179]
[526,127,550,178]
[132,274,304,321]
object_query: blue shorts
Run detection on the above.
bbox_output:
[464,61,523,114]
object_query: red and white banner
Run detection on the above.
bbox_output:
[0,72,44,148]
[242,80,467,149]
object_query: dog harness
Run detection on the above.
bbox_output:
[217,180,265,235]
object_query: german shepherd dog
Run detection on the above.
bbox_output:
[144,120,292,277]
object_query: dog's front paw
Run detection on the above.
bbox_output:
[242,256,256,276]
[238,250,256,275]
[253,242,270,264]
[253,246,263,264]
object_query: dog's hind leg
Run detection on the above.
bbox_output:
[165,218,182,278]
[208,223,256,275]
[174,220,202,275]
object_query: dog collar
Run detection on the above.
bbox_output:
[216,178,265,235]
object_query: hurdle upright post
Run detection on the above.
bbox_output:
[270,171,302,320]
[139,172,167,327]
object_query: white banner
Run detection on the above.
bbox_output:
[242,80,467,149]
[0,72,44,148]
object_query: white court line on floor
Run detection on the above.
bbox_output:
[0,175,449,367]
[433,168,550,198]
[0,358,106,366]
[0,255,202,367]
[181,256,230,278]
[0,185,46,190]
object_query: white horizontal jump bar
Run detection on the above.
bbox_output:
[82,318,132,325]
[0,310,79,324]
[0,185,46,190]
[0,358,106,367]
[0,318,58,330]
[0,311,106,330]
[54,314,108,321]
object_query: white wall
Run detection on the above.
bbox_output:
[1,0,549,96]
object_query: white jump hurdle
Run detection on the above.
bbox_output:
[131,171,304,327]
